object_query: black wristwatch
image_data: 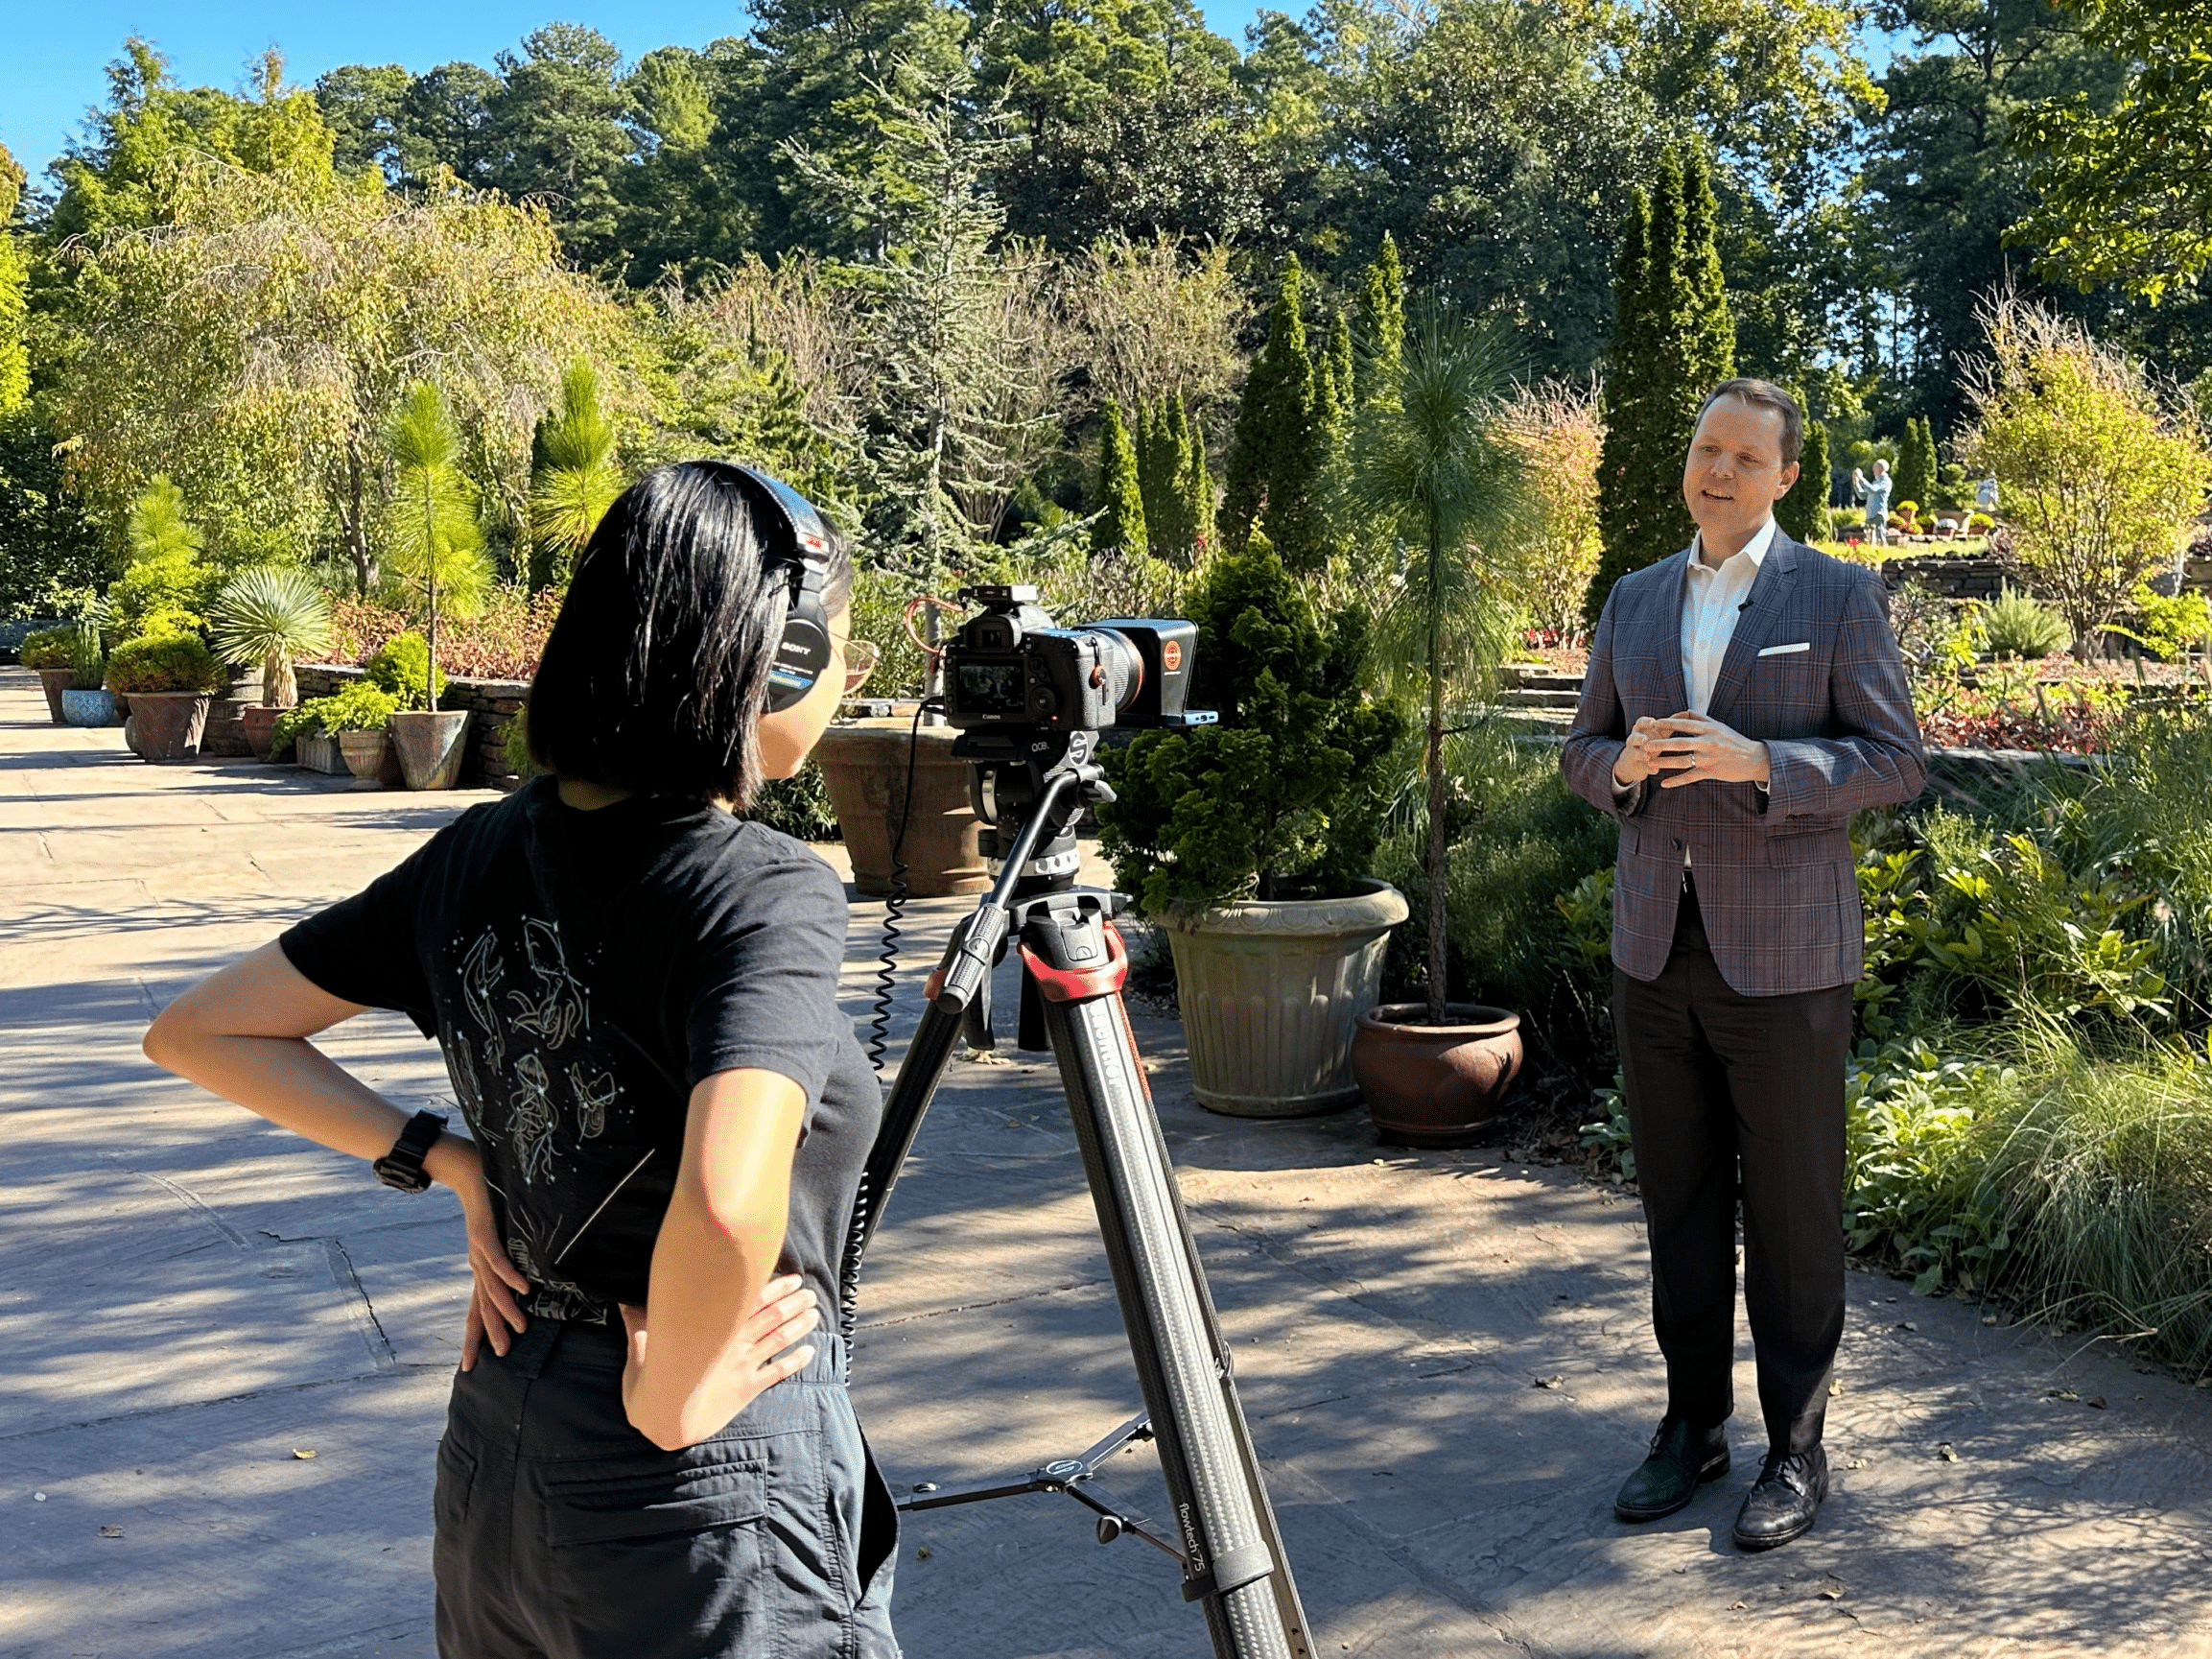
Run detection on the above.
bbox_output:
[373,1111,448,1193]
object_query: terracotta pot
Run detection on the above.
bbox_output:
[61,689,118,727]
[240,703,283,761]
[339,728,389,784]
[388,708,470,791]
[1352,1004,1525,1148]
[35,666,73,723]
[813,720,988,897]
[1165,880,1409,1118]
[129,691,212,764]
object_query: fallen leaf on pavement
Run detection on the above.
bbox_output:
[1819,1588,1844,1600]
[1535,1375,1565,1389]
[98,1526,123,1539]
[1729,1600,1748,1612]
[1937,1443,1958,1462]
[1896,1321,1918,1332]
[291,1449,318,1460]
[2087,1396,2107,1409]
[2047,1388,2080,1402]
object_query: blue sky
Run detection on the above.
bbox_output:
[0,3,1276,183]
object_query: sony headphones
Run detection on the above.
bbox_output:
[728,463,836,713]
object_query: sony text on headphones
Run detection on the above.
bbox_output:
[730,464,836,713]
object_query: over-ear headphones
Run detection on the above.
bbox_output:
[728,464,836,713]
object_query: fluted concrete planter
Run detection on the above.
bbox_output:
[1165,879,1409,1118]
[35,667,72,723]
[813,719,988,897]
[339,729,389,785]
[129,692,212,764]
[388,709,469,791]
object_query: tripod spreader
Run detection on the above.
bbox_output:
[896,1410,1185,1563]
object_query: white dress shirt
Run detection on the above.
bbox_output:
[1681,515,1777,713]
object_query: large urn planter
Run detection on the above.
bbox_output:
[240,703,283,761]
[388,708,470,791]
[35,667,73,724]
[1352,1005,1524,1148]
[129,691,213,764]
[339,729,391,786]
[61,689,118,728]
[1165,879,1409,1118]
[813,719,988,897]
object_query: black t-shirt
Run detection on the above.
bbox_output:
[281,776,877,1327]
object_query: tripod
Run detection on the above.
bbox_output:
[843,724,1313,1659]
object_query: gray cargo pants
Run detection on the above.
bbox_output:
[434,1316,899,1658]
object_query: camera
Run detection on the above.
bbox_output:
[941,585,1216,735]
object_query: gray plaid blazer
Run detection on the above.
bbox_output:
[1561,534,1927,995]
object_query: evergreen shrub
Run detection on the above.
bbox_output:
[104,633,224,695]
[18,626,74,669]
[1982,586,2070,659]
[365,632,447,703]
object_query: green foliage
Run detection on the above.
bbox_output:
[209,565,333,708]
[748,762,840,842]
[1960,298,2212,654]
[1098,544,1402,912]
[104,632,224,695]
[384,381,491,707]
[1982,585,2071,660]
[275,681,402,750]
[1895,415,1939,515]
[2012,0,2212,303]
[1217,256,1332,571]
[1134,394,1207,567]
[503,704,534,780]
[1778,416,1831,544]
[0,414,106,621]
[1843,1035,2016,1294]
[2118,581,2212,662]
[0,144,25,416]
[529,356,624,586]
[1348,305,1540,1015]
[18,628,78,670]
[111,476,216,638]
[1590,144,1735,622]
[365,633,447,705]
[1354,233,1405,410]
[1094,399,1147,559]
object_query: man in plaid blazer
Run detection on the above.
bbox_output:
[1561,380,1925,1550]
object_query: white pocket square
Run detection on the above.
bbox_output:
[1758,641,1811,657]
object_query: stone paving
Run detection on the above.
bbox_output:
[5,663,2212,1659]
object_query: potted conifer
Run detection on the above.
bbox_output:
[1100,544,1405,1116]
[382,381,489,791]
[1344,308,1533,1146]
[210,566,333,760]
[105,633,225,763]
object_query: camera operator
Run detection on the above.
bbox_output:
[143,462,899,1658]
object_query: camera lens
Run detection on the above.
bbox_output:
[1078,629,1143,713]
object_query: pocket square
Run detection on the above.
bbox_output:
[1758,641,1811,657]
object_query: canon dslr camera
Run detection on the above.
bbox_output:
[941,585,1216,735]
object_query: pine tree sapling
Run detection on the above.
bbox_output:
[530,356,622,587]
[113,475,216,638]
[1349,305,1537,1024]
[1095,398,1148,560]
[210,565,334,708]
[384,381,491,708]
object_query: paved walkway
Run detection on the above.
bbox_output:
[4,663,2211,1659]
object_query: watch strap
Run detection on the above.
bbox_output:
[373,1110,448,1192]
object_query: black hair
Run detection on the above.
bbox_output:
[1696,377,1804,464]
[527,461,852,806]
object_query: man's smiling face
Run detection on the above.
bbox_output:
[1682,395,1800,557]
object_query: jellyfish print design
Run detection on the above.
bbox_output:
[567,1063,621,1140]
[506,1231,605,1324]
[508,917,587,1050]
[459,930,508,1076]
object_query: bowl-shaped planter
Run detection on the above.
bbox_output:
[35,667,73,724]
[339,728,390,786]
[129,691,212,764]
[388,708,469,791]
[1164,879,1409,1118]
[61,689,118,728]
[1352,1004,1524,1148]
[813,719,988,897]
[240,703,283,761]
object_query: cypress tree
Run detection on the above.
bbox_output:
[1588,143,1736,623]
[1181,400,1214,564]
[1146,396,1199,564]
[1134,401,1172,543]
[1356,231,1405,407]
[1096,398,1147,559]
[1777,416,1831,544]
[1896,416,1937,514]
[1218,255,1327,567]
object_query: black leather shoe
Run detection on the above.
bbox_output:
[1613,1417,1730,1523]
[1731,1446,1829,1551]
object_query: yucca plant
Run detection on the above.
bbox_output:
[530,356,622,586]
[1983,584,2070,661]
[209,566,333,708]
[1348,305,1538,1025]
[384,381,491,710]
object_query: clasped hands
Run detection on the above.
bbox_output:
[1612,712,1771,791]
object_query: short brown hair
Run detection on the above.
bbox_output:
[1696,378,1803,464]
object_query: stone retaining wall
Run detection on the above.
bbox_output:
[294,664,529,792]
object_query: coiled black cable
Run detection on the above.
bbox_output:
[843,697,935,1369]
